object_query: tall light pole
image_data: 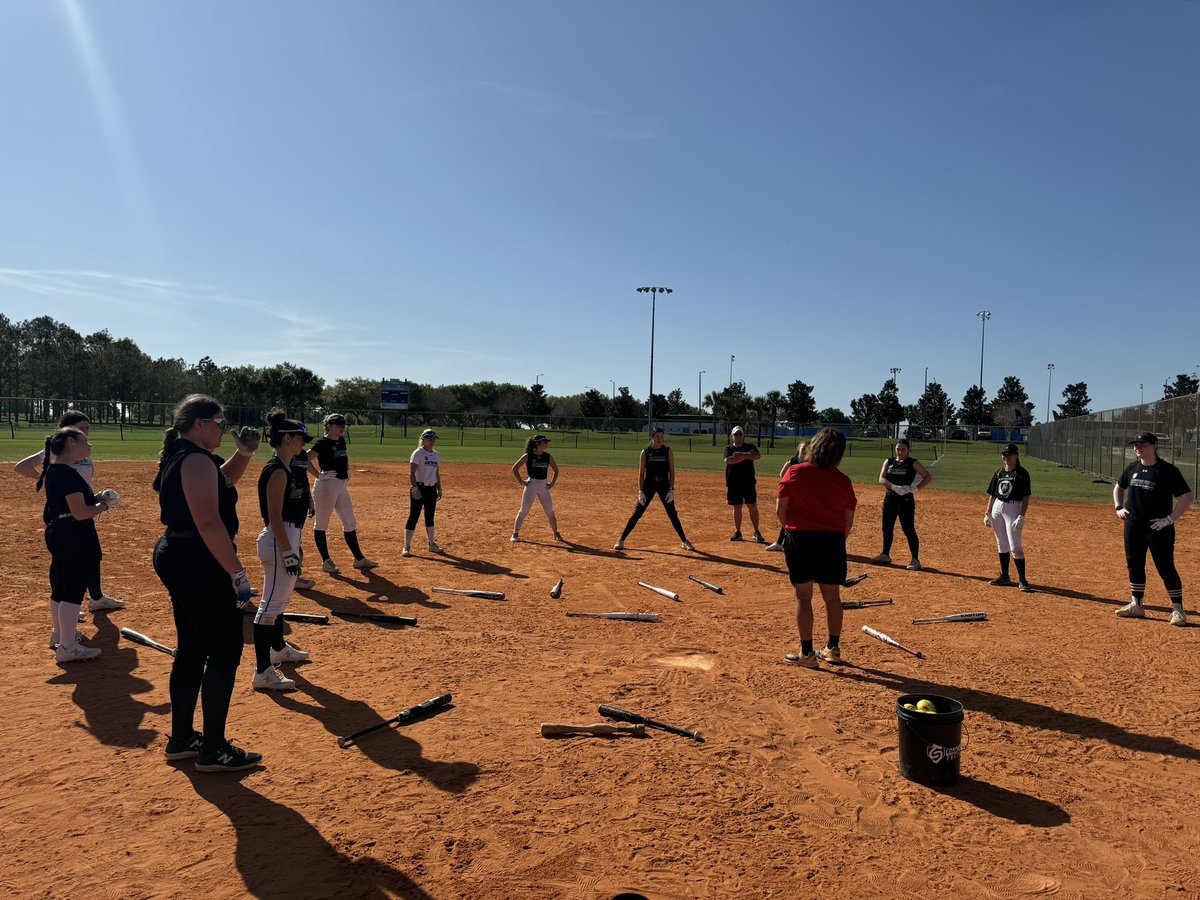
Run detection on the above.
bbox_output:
[729,355,735,386]
[889,368,901,438]
[536,373,544,386]
[976,310,991,390]
[924,366,928,393]
[1140,383,1144,406]
[609,379,616,401]
[637,286,672,430]
[1046,363,1054,424]
[698,370,705,434]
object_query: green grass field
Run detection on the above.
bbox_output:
[1,421,1117,505]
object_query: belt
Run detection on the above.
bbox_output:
[56,512,76,520]
[417,482,438,487]
[163,528,199,539]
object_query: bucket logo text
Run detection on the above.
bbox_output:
[927,743,961,764]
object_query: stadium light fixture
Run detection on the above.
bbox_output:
[637,287,672,430]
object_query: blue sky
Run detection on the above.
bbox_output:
[2,0,1197,418]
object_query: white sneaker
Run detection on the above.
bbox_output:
[49,629,85,649]
[510,533,520,543]
[613,540,625,551]
[270,642,311,665]
[785,650,819,669]
[352,557,379,570]
[428,543,445,554]
[766,542,783,552]
[906,559,922,571]
[88,594,125,611]
[321,558,340,573]
[252,666,296,691]
[681,541,696,552]
[294,577,316,590]
[1169,608,1187,627]
[56,640,101,663]
[401,547,412,557]
[817,645,842,663]
[1115,601,1145,618]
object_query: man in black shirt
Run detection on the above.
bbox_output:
[724,427,765,543]
[1113,433,1194,625]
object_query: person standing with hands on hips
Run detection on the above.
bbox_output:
[614,427,695,551]
[776,427,857,668]
[309,414,378,574]
[871,438,933,570]
[724,426,765,543]
[1113,432,1194,625]
[152,395,262,772]
[984,443,1033,592]
[510,435,564,543]
[404,429,444,556]
[251,410,315,692]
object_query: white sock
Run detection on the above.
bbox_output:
[57,602,81,644]
[425,526,436,544]
[404,529,414,549]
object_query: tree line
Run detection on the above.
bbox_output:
[1,313,1194,430]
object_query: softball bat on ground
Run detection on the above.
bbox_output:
[638,581,680,602]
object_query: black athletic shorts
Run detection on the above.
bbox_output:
[783,530,847,586]
[727,484,757,506]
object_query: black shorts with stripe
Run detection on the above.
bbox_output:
[783,530,847,586]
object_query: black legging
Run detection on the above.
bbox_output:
[153,535,244,755]
[620,481,688,542]
[1124,518,1182,592]
[405,485,438,529]
[881,492,919,558]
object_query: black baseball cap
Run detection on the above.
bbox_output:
[532,434,551,444]
[1001,443,1019,455]
[1129,432,1158,445]
[421,429,438,439]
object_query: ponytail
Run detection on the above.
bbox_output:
[524,437,537,456]
[35,428,86,492]
[152,427,180,492]
[34,437,53,493]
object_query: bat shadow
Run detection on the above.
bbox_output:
[424,552,528,579]
[267,670,480,793]
[931,776,1070,827]
[831,663,1200,761]
[303,575,449,611]
[670,548,782,573]
[187,771,433,899]
[46,612,170,748]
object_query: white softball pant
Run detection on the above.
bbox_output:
[254,522,300,626]
[514,480,556,533]
[990,499,1025,557]
[313,475,356,531]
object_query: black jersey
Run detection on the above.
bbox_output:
[526,452,552,481]
[312,436,349,479]
[987,465,1032,503]
[724,443,759,487]
[291,449,312,508]
[155,441,239,537]
[42,464,97,525]
[259,456,309,528]
[1118,458,1191,522]
[884,457,920,488]
[644,444,671,484]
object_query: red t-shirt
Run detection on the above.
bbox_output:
[777,462,857,533]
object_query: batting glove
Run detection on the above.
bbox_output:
[983,514,993,528]
[1151,516,1174,531]
[99,488,122,508]
[436,485,442,500]
[1012,515,1025,532]
[411,485,421,500]
[231,568,254,605]
[665,489,675,503]
[283,552,302,576]
[637,491,648,506]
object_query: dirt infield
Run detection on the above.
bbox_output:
[2,461,1198,898]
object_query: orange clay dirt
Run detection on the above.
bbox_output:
[1,461,1198,898]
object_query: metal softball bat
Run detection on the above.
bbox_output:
[637,581,680,602]
[861,625,925,659]
[550,578,564,599]
[687,575,723,594]
[841,599,894,609]
[565,611,661,622]
[119,627,176,658]
[430,587,506,600]
[337,693,452,749]
[912,612,988,624]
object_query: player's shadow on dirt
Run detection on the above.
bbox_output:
[647,547,782,573]
[832,664,1200,761]
[1030,584,1187,614]
[47,613,169,748]
[267,670,480,792]
[188,772,432,899]
[933,776,1069,827]
[303,575,448,611]
[425,552,528,579]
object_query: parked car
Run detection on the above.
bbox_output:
[863,427,881,438]
[950,428,969,441]
[905,426,930,440]
[975,427,994,440]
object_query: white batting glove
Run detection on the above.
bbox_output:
[1151,516,1174,531]
[637,491,648,506]
[897,485,914,496]
[888,483,904,494]
[665,489,675,503]
[983,513,992,528]
[231,568,254,605]
[233,426,261,455]
[1012,515,1025,533]
[98,488,122,509]
[411,485,421,500]
[283,552,302,576]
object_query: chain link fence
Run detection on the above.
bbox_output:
[1027,394,1200,487]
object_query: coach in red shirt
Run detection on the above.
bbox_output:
[776,427,858,669]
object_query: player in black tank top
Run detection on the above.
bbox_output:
[615,428,694,551]
[871,439,933,570]
[510,435,564,542]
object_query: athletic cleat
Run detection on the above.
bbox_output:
[905,559,921,571]
[428,543,445,554]
[871,553,891,565]
[321,559,340,574]
[1115,600,1145,618]
[613,540,625,551]
[989,576,1013,586]
[1168,609,1187,627]
[352,557,379,570]
[270,642,310,665]
[401,547,412,557]
[681,541,696,552]
[164,731,204,760]
[817,645,842,663]
[752,532,766,544]
[785,651,820,669]
[553,532,566,543]
[1019,581,1034,593]
[766,542,783,552]
[510,533,520,543]
[88,594,125,611]
[195,741,262,773]
[294,577,316,590]
[729,532,743,542]
[49,629,85,649]
[55,640,101,663]
[252,666,296,691]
